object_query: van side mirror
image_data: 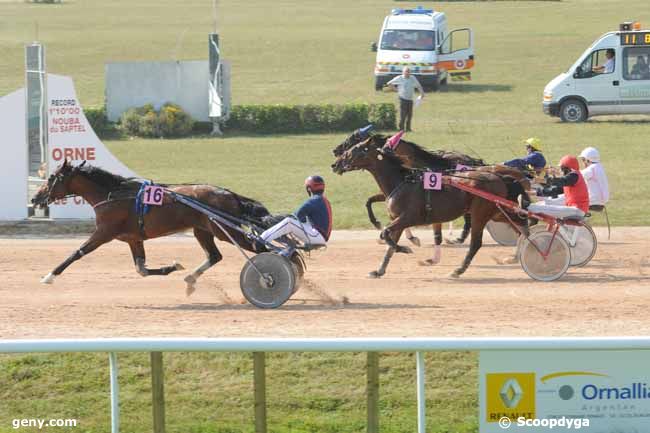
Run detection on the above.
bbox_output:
[573,66,583,78]
[371,42,378,52]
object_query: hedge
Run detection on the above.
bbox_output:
[84,106,120,138]
[84,102,396,138]
[225,103,396,133]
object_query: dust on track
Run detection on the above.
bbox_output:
[0,228,649,339]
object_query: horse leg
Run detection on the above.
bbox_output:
[41,229,116,284]
[450,211,490,278]
[370,221,409,279]
[446,214,471,244]
[128,240,185,278]
[366,193,386,230]
[184,228,223,296]
[405,228,421,247]
[420,224,442,266]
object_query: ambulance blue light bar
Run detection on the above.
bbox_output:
[391,6,433,16]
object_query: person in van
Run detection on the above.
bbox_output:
[386,67,424,132]
[593,49,615,74]
[631,55,649,78]
[503,137,547,173]
[579,147,610,207]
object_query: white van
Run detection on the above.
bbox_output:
[373,7,474,91]
[544,21,650,122]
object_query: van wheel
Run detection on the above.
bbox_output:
[375,77,386,91]
[559,99,587,122]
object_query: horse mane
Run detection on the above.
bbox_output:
[373,134,485,168]
[74,164,136,191]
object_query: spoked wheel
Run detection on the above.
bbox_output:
[560,224,597,267]
[486,221,519,246]
[290,252,305,294]
[240,253,296,309]
[519,231,571,281]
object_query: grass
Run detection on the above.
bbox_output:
[0,351,478,433]
[1,0,649,431]
[2,1,649,225]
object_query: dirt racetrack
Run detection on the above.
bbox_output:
[1,227,649,339]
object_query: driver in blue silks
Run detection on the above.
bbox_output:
[503,137,546,173]
[260,175,332,248]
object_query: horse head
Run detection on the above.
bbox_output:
[32,159,81,207]
[331,139,390,175]
[332,124,375,157]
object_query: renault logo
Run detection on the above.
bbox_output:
[500,378,524,408]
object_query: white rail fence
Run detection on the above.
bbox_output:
[3,337,650,433]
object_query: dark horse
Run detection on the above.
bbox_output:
[32,160,277,295]
[332,143,529,278]
[333,129,485,264]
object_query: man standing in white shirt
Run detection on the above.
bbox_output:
[579,147,610,206]
[386,67,424,132]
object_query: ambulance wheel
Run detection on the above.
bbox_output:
[240,253,296,309]
[559,99,587,123]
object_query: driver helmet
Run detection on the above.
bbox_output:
[305,175,325,194]
[579,146,600,163]
[524,137,543,152]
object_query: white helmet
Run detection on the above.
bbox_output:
[579,147,600,162]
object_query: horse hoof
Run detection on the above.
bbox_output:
[376,238,386,245]
[445,237,464,245]
[397,246,413,254]
[185,283,196,297]
[407,236,421,247]
[447,270,461,279]
[418,259,435,266]
[368,271,383,279]
[40,273,55,284]
[173,261,185,271]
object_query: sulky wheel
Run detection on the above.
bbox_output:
[486,221,519,246]
[240,253,296,309]
[290,252,305,294]
[559,224,597,267]
[519,231,571,282]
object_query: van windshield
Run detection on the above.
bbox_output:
[380,30,435,51]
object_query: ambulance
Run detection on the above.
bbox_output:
[544,21,650,122]
[372,6,475,90]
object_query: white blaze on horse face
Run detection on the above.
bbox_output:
[377,154,384,160]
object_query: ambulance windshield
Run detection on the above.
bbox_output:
[380,30,435,51]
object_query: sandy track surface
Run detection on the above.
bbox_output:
[0,228,648,339]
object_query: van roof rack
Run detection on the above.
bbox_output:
[391,6,433,16]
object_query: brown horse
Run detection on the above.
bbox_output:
[332,143,529,278]
[333,130,526,264]
[333,130,484,258]
[32,160,277,295]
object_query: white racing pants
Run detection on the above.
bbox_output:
[260,217,326,247]
[528,194,585,219]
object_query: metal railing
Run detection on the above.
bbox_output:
[3,337,650,433]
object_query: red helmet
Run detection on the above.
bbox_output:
[305,175,325,193]
[558,155,579,171]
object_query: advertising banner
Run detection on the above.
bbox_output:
[480,350,650,432]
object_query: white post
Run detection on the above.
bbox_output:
[416,352,426,433]
[109,352,120,433]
